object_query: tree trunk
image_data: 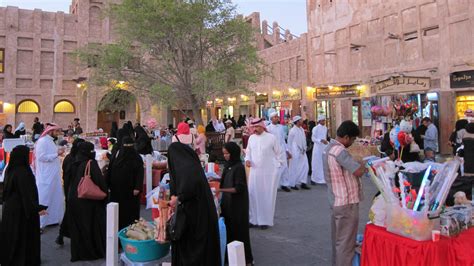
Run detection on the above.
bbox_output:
[191,103,204,126]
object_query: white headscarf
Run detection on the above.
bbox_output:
[317,115,326,122]
[15,122,25,132]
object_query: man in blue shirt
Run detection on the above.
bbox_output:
[422,117,438,152]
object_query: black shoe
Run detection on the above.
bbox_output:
[310,181,317,185]
[281,186,291,192]
[301,184,311,190]
[260,225,269,230]
[249,223,257,228]
[55,235,64,246]
[291,186,299,190]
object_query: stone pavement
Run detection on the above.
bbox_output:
[40,177,377,266]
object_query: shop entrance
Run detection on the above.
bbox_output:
[456,95,474,119]
[316,100,334,137]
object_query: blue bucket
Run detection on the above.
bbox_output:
[118,227,170,262]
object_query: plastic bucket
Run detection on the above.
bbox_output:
[118,227,170,262]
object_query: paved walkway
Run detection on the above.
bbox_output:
[39,177,377,265]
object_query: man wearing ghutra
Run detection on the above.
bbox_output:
[288,116,311,190]
[244,118,282,229]
[311,115,329,184]
[34,123,65,230]
[266,110,292,192]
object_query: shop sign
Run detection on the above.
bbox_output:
[255,93,268,104]
[316,86,358,98]
[450,70,474,88]
[273,89,302,101]
[374,76,430,94]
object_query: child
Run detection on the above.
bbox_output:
[423,147,436,162]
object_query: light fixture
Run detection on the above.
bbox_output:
[328,86,333,90]
[119,81,125,85]
[356,85,364,91]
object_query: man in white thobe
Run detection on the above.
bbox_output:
[245,118,282,229]
[35,124,65,229]
[266,110,292,192]
[311,115,329,184]
[288,116,310,190]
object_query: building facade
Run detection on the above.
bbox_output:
[305,0,474,153]
[0,0,164,133]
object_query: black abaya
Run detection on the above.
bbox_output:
[67,152,107,262]
[168,142,221,266]
[1,149,41,266]
[220,162,253,264]
[108,147,144,230]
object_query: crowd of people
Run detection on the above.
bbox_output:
[1,111,473,266]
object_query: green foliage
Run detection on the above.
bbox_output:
[77,0,264,123]
[98,89,136,113]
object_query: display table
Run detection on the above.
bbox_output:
[362,224,474,266]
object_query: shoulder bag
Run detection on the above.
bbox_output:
[166,203,186,241]
[78,160,107,200]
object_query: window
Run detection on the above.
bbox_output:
[54,100,75,113]
[0,48,4,73]
[404,31,418,41]
[17,100,40,113]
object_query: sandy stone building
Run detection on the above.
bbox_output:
[0,0,164,133]
[305,0,474,153]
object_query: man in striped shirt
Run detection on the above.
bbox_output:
[323,121,366,266]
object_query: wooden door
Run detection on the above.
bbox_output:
[97,111,119,135]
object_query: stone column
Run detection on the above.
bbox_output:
[438,90,455,154]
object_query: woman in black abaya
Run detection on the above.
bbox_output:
[1,145,46,266]
[219,142,253,265]
[134,125,153,155]
[108,137,144,230]
[56,138,85,245]
[167,142,221,266]
[68,142,107,262]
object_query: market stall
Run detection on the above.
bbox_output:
[362,157,474,265]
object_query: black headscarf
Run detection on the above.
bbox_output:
[111,122,119,138]
[456,119,469,132]
[116,137,141,165]
[134,125,148,139]
[76,142,96,161]
[3,124,15,139]
[70,138,85,157]
[4,145,32,193]
[223,142,242,169]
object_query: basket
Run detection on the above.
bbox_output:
[386,204,439,241]
[118,227,170,262]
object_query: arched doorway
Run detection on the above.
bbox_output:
[97,89,140,135]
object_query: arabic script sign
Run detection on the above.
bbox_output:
[316,86,358,98]
[374,77,430,94]
[450,70,474,88]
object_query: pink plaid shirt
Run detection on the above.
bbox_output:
[323,140,362,207]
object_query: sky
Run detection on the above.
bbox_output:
[0,0,307,35]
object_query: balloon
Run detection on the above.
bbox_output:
[398,131,408,146]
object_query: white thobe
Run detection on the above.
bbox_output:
[35,135,65,228]
[267,123,290,187]
[288,126,309,186]
[311,124,328,184]
[245,132,282,226]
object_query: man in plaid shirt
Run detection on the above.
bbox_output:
[323,121,366,266]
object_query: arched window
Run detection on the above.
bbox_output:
[17,100,40,113]
[54,100,75,113]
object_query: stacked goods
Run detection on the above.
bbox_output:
[366,158,462,241]
[125,218,156,241]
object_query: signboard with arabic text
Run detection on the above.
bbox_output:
[316,86,359,98]
[450,70,474,88]
[374,76,430,94]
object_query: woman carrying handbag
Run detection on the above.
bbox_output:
[67,142,108,262]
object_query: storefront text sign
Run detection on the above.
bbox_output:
[255,94,268,104]
[374,76,430,94]
[273,89,302,101]
[316,87,358,98]
[450,70,474,88]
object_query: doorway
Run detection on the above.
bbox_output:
[97,111,119,134]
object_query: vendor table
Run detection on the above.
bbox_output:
[362,224,474,266]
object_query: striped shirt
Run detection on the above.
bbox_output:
[323,140,362,207]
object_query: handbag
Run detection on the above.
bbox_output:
[166,203,186,241]
[77,160,107,200]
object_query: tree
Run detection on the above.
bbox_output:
[78,0,264,125]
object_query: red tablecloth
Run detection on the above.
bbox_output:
[362,224,474,266]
